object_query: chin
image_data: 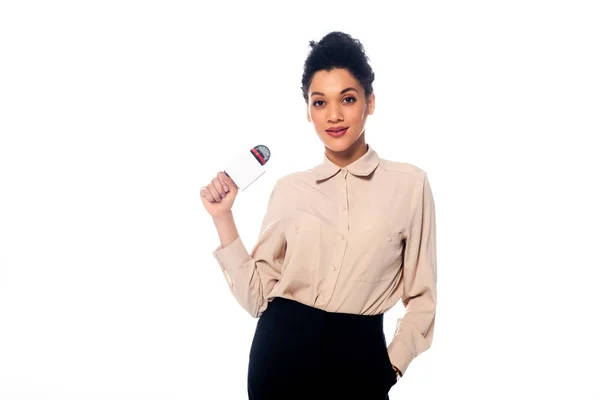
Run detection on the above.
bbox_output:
[331,134,359,145]
[325,141,354,153]
[330,141,350,149]
[321,135,345,145]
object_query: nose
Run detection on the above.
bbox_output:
[327,104,343,123]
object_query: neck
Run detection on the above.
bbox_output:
[325,136,368,168]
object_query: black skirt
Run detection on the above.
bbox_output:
[247,296,398,400]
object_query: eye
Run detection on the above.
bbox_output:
[343,96,356,104]
[312,100,325,107]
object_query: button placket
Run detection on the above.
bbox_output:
[343,169,350,230]
[329,169,349,275]
[332,233,347,272]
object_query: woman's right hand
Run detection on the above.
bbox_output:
[199,171,239,218]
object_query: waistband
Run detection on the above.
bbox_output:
[265,296,384,332]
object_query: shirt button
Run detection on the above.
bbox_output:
[333,264,337,271]
[295,224,299,231]
[387,237,392,242]
[339,234,345,240]
[341,205,346,211]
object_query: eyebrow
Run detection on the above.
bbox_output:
[310,87,358,97]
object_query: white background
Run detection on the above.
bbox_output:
[1,1,599,399]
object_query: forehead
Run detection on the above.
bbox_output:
[309,68,363,95]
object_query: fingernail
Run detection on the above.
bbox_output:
[223,185,229,192]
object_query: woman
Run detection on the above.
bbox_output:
[200,31,437,400]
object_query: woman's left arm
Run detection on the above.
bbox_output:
[387,170,438,376]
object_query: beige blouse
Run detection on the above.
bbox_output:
[212,143,437,376]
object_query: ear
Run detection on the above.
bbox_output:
[306,107,312,123]
[368,92,376,115]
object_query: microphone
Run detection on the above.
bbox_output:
[222,145,271,191]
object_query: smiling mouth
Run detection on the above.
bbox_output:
[326,126,349,132]
[326,128,348,137]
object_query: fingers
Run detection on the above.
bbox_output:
[219,171,238,190]
[200,172,230,203]
[212,175,228,197]
[206,183,222,202]
[217,171,230,192]
[199,186,215,202]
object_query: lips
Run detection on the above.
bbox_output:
[326,126,349,133]
[326,127,348,138]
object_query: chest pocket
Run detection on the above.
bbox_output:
[351,231,405,283]
[283,217,322,273]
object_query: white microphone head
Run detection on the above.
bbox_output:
[223,145,270,191]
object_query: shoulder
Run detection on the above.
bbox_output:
[378,157,428,182]
[274,168,314,188]
[273,171,303,187]
[268,171,306,197]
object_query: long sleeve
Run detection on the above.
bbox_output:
[387,171,438,375]
[212,177,289,318]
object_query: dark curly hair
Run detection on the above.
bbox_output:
[301,31,375,104]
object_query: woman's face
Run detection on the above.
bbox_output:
[306,68,375,153]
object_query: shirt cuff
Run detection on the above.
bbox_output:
[388,339,415,377]
[212,235,251,273]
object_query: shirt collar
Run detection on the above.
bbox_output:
[311,143,380,182]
